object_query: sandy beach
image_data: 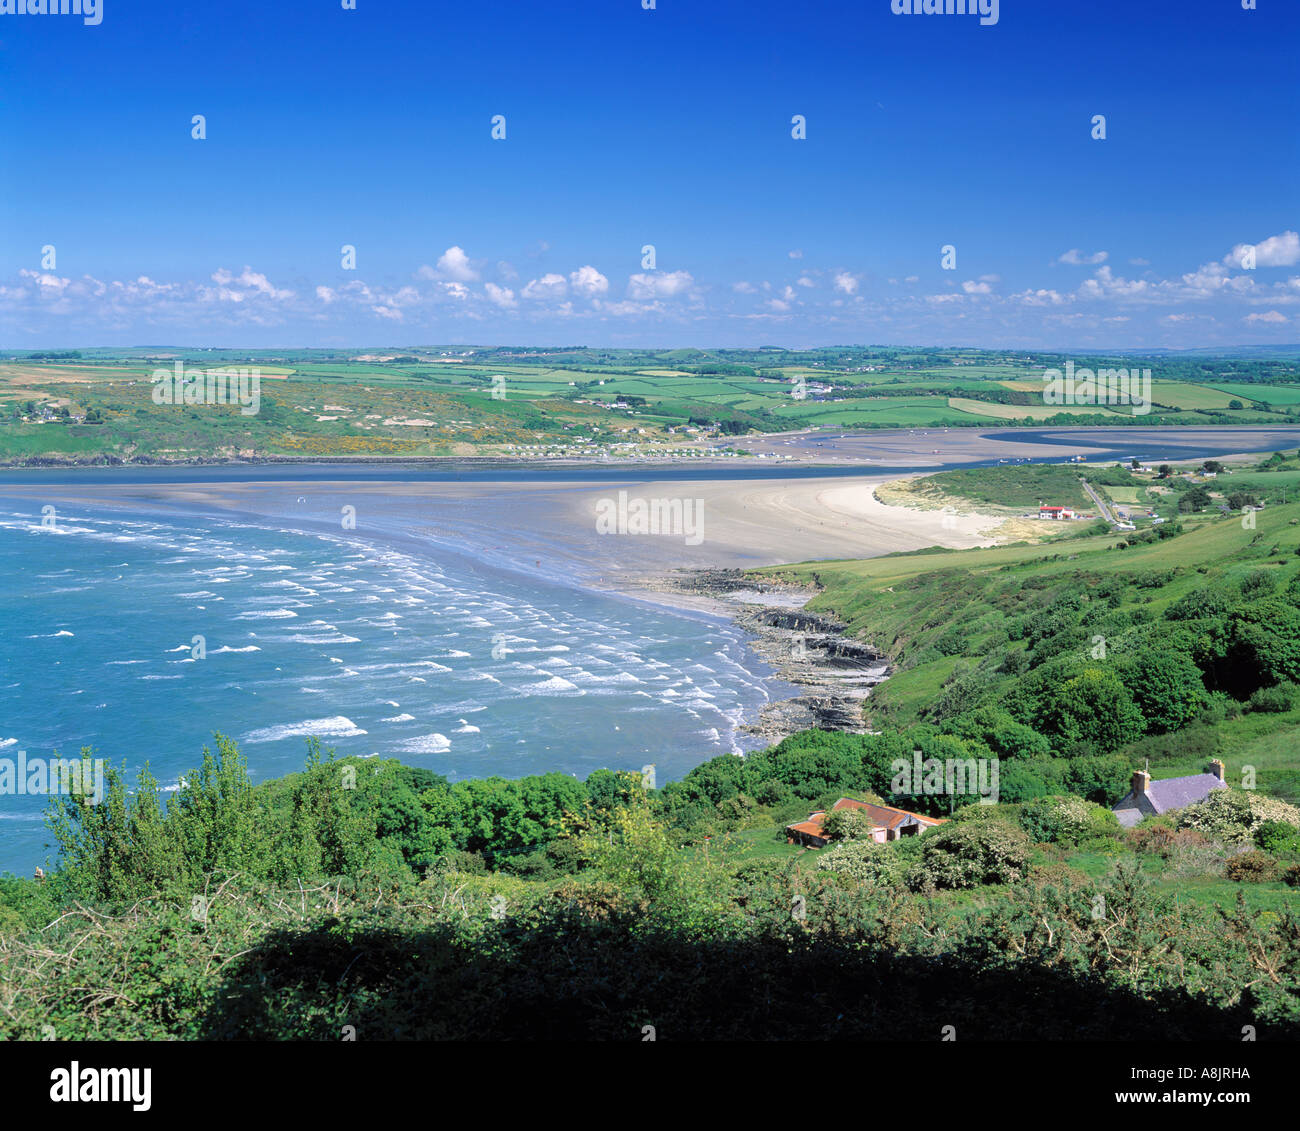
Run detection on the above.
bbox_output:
[1,472,1001,584]
[6,424,1296,609]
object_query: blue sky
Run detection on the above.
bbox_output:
[2,0,1297,350]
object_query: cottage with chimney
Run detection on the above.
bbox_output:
[1110,760,1228,828]
[786,797,945,848]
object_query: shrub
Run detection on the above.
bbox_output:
[1240,570,1277,598]
[1247,683,1297,714]
[1178,790,1300,846]
[1127,820,1178,857]
[819,806,879,843]
[1256,819,1300,858]
[910,820,1032,890]
[1225,850,1279,883]
[816,837,918,888]
[933,627,969,656]
[1168,838,1229,879]
[1020,795,1119,846]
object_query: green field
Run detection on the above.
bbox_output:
[3,343,1299,462]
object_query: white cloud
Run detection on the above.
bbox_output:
[788,249,803,259]
[1013,288,1065,307]
[732,281,756,294]
[522,273,567,300]
[627,270,693,299]
[1079,265,1151,299]
[1058,249,1108,266]
[1243,310,1287,324]
[1226,231,1300,269]
[962,280,993,295]
[569,265,609,296]
[484,283,516,308]
[833,272,859,295]
[434,246,478,282]
[211,266,294,301]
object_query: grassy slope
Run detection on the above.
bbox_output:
[758,500,1300,785]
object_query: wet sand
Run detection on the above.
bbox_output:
[6,424,1296,610]
[1,472,1001,586]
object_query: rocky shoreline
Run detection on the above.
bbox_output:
[647,568,890,745]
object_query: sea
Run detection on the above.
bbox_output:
[0,500,794,874]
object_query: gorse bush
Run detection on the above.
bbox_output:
[1225,850,1280,883]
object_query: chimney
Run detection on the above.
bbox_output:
[1131,768,1150,797]
[1209,759,1225,783]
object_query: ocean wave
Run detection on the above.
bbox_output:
[523,676,584,695]
[397,733,451,754]
[243,716,368,744]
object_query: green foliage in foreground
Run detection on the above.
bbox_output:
[2,852,1298,1041]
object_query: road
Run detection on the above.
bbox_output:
[1080,477,1124,527]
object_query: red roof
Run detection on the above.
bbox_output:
[786,797,946,838]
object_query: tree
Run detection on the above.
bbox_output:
[171,734,261,875]
[1228,599,1300,689]
[913,820,1031,889]
[1120,649,1206,734]
[1178,485,1212,513]
[820,806,879,842]
[1032,666,1145,752]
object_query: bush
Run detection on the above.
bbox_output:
[1225,850,1280,883]
[1127,819,1178,857]
[1247,683,1298,714]
[1019,795,1119,846]
[1178,790,1300,846]
[819,806,879,843]
[1240,570,1277,599]
[1168,838,1229,879]
[816,837,919,888]
[910,820,1032,890]
[1256,820,1300,858]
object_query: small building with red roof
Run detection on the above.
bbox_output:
[786,797,946,849]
